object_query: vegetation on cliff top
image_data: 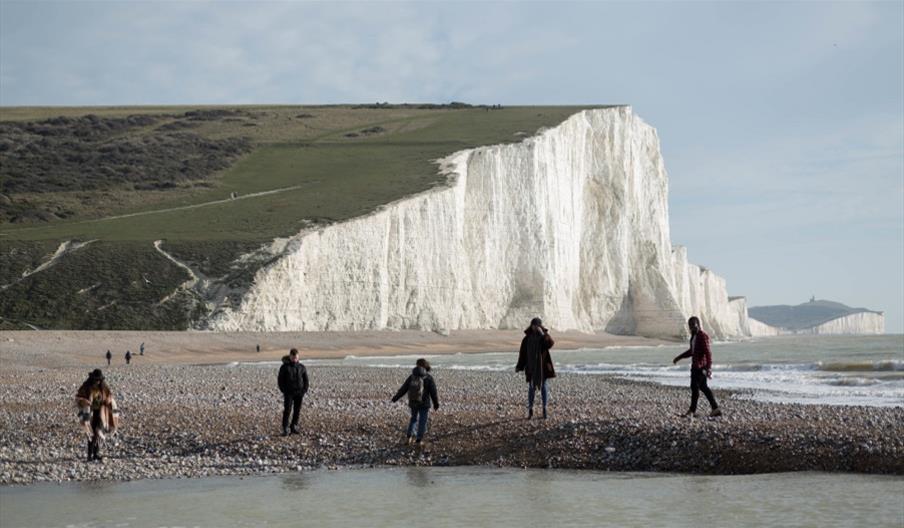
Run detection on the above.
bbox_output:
[0,104,601,329]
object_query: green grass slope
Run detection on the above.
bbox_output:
[0,104,604,329]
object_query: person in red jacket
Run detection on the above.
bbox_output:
[673,316,722,417]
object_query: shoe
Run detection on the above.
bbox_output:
[681,410,697,418]
[710,408,722,417]
[290,426,300,435]
[281,428,289,437]
[527,408,533,420]
[406,436,414,445]
[542,408,547,419]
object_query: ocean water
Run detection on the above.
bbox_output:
[2,468,902,528]
[255,335,904,407]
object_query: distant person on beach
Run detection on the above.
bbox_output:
[673,316,722,417]
[105,350,112,366]
[139,342,144,356]
[516,317,556,419]
[124,350,132,365]
[256,344,260,353]
[391,358,439,446]
[277,348,309,436]
[75,369,120,462]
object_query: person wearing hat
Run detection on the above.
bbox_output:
[75,369,120,462]
[515,317,556,419]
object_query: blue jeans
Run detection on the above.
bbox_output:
[528,380,548,410]
[407,406,430,441]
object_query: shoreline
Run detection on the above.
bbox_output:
[0,329,674,367]
[0,352,901,485]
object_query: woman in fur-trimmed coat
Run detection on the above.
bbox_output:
[75,369,120,462]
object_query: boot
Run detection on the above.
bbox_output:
[93,443,103,462]
[290,425,300,435]
[542,407,547,419]
[527,407,533,420]
[86,440,93,462]
[281,427,289,437]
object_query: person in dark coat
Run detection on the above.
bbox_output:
[391,358,439,445]
[277,348,309,436]
[673,316,721,417]
[124,350,132,365]
[105,350,112,366]
[516,317,556,419]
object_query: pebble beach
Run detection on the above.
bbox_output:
[1,335,902,485]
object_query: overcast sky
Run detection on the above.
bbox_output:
[2,1,902,332]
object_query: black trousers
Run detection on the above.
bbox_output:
[690,368,718,412]
[282,394,303,429]
[88,410,103,459]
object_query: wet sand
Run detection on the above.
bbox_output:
[0,329,668,367]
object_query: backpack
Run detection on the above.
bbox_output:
[407,375,425,405]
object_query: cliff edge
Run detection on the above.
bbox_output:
[208,107,749,339]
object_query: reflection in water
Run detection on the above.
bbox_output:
[280,472,310,492]
[405,467,432,488]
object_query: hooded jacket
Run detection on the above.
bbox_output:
[278,356,309,396]
[516,326,556,385]
[392,366,439,410]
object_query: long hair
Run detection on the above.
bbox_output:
[77,376,111,403]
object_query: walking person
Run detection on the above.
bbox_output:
[75,369,120,462]
[124,350,132,365]
[673,316,722,417]
[277,348,309,436]
[391,358,439,446]
[139,342,145,356]
[105,350,112,366]
[516,317,556,419]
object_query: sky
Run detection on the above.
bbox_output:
[2,1,902,333]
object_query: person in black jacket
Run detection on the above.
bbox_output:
[277,348,309,436]
[391,358,439,446]
[516,317,556,419]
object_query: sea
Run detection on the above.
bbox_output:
[2,335,901,527]
[300,334,904,407]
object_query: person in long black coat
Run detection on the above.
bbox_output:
[515,317,556,419]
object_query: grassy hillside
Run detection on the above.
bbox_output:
[0,104,601,329]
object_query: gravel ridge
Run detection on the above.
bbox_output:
[1,363,901,485]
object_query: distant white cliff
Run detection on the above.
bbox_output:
[748,299,885,336]
[209,107,749,339]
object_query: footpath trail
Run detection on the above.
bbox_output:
[92,185,302,223]
[0,185,302,235]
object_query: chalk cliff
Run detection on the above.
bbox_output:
[208,107,749,339]
[748,299,885,336]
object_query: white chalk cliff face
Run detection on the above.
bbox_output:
[209,107,749,339]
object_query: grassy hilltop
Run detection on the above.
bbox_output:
[0,104,599,330]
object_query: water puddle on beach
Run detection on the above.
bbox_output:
[2,468,902,527]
